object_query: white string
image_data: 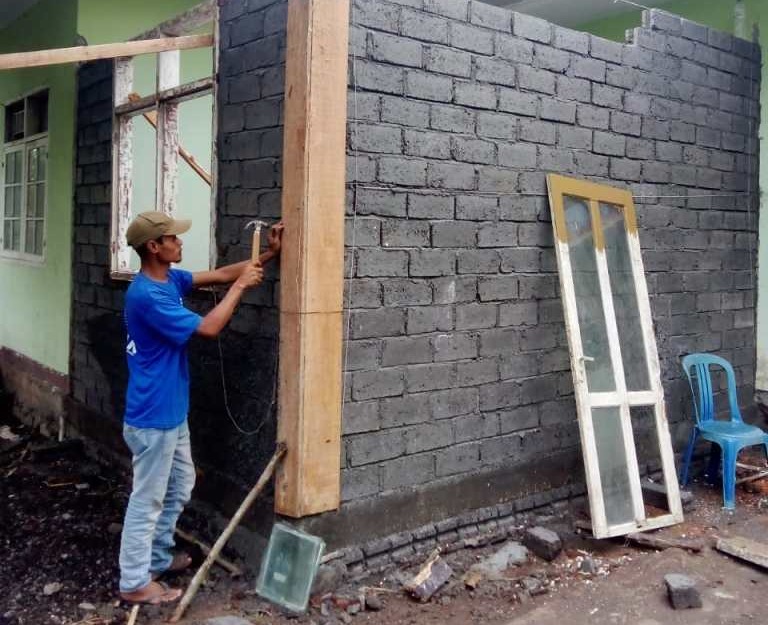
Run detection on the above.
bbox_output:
[212,288,278,436]
[340,13,362,406]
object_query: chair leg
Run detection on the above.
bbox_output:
[706,443,721,485]
[680,429,698,486]
[721,442,738,510]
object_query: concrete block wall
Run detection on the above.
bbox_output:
[339,0,761,527]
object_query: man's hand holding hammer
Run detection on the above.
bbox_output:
[194,221,284,338]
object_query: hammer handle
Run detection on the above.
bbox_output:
[251,226,261,264]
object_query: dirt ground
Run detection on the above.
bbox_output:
[2,411,768,625]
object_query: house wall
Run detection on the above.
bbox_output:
[0,0,207,429]
[0,0,77,376]
[581,1,768,391]
[294,1,761,552]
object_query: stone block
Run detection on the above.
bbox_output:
[523,526,562,561]
[664,573,702,609]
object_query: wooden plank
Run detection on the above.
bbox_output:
[716,536,768,569]
[625,532,704,553]
[0,34,213,70]
[134,0,215,39]
[275,0,350,517]
[115,77,214,116]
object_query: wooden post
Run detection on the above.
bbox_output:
[156,50,180,215]
[275,0,350,517]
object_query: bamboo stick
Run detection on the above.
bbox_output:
[169,443,287,623]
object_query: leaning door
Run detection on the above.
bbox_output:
[547,174,683,538]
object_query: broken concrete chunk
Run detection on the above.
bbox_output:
[42,582,62,596]
[523,527,562,561]
[364,594,382,611]
[716,536,768,570]
[578,556,597,574]
[404,551,453,602]
[664,573,702,609]
[473,541,528,577]
[312,560,348,595]
[520,576,548,596]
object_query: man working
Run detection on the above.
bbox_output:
[118,210,283,605]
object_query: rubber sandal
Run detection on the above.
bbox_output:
[120,580,182,605]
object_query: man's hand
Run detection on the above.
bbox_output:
[234,262,264,290]
[267,222,284,256]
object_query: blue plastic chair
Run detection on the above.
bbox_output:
[680,353,768,509]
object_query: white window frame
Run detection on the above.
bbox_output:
[547,174,684,539]
[0,89,49,263]
[110,13,218,280]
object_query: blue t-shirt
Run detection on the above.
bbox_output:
[124,269,202,429]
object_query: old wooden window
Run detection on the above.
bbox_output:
[547,174,684,538]
[1,89,49,260]
[110,24,215,279]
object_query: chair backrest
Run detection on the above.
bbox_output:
[681,353,742,425]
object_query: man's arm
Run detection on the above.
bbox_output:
[193,222,283,288]
[196,263,263,338]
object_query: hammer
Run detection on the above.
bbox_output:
[245,219,268,264]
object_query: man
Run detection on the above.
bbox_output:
[118,210,283,604]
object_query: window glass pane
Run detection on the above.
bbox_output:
[630,405,670,517]
[593,406,634,526]
[34,219,43,255]
[601,203,650,391]
[5,186,20,218]
[35,182,45,217]
[37,146,47,181]
[26,183,36,217]
[24,218,35,254]
[28,147,38,182]
[5,151,20,184]
[564,195,614,392]
[3,218,20,251]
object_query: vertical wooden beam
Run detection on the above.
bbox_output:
[275,0,350,517]
[111,58,134,273]
[156,50,180,215]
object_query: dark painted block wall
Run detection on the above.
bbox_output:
[336,0,761,526]
[70,0,288,512]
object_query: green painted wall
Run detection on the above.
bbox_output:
[580,2,768,388]
[0,0,78,375]
[0,0,208,374]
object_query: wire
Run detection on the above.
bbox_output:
[613,0,653,11]
[340,9,363,407]
[212,288,278,436]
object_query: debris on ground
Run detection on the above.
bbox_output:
[663,573,702,609]
[624,531,705,553]
[716,535,768,569]
[6,409,768,625]
[403,550,453,602]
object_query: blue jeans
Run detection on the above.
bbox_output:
[119,421,195,593]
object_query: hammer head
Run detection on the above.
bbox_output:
[245,219,268,233]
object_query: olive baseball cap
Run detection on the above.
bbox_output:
[126,211,192,248]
